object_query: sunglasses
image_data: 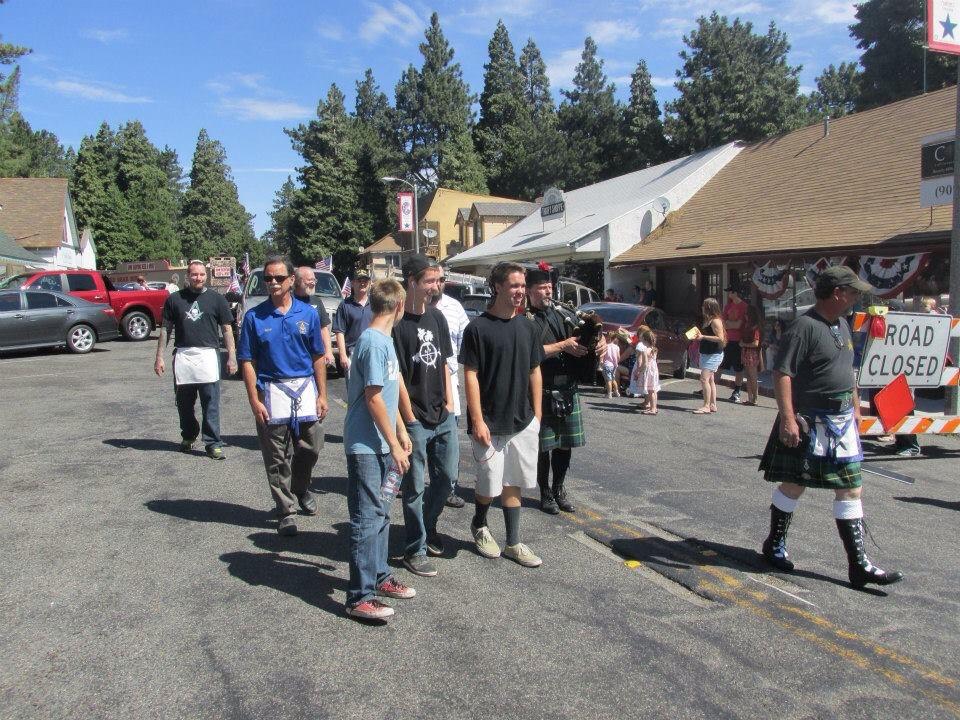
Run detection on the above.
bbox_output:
[829,325,844,349]
[263,274,289,283]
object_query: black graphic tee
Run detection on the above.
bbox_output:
[162,288,231,349]
[393,307,454,426]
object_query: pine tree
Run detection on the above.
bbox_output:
[619,59,668,172]
[852,0,956,110]
[353,69,397,243]
[558,37,622,188]
[71,123,117,232]
[0,16,29,123]
[394,12,486,193]
[286,85,366,270]
[807,62,861,119]
[665,13,804,153]
[91,183,139,270]
[262,176,297,255]
[115,121,180,261]
[180,129,258,263]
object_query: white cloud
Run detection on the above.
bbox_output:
[808,1,856,24]
[317,22,345,41]
[359,1,424,44]
[546,47,583,91]
[34,77,151,103]
[80,28,129,43]
[586,20,641,45]
[233,167,297,174]
[219,98,311,121]
[799,84,815,95]
[457,0,541,20]
[651,75,675,88]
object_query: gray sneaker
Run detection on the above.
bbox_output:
[471,524,501,559]
[503,543,542,568]
[403,554,438,577]
[730,388,742,403]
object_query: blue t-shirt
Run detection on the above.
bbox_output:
[344,328,400,455]
[332,297,373,354]
[237,297,324,387]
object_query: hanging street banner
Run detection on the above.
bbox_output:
[804,257,846,289]
[857,253,932,299]
[921,130,954,207]
[751,260,791,299]
[929,0,960,55]
[397,192,414,232]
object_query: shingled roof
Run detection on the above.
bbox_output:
[613,87,954,266]
[0,178,72,249]
[470,202,538,218]
[0,229,48,265]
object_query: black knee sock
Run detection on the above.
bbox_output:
[472,501,490,529]
[537,451,551,490]
[551,448,572,487]
[503,505,520,546]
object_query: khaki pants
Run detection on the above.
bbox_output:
[255,420,324,516]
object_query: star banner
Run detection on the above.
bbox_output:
[857,253,932,299]
[751,260,791,299]
[929,0,960,55]
[804,257,846,290]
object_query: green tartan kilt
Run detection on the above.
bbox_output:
[540,391,585,452]
[759,418,862,489]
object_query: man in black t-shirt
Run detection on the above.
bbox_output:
[294,266,335,368]
[459,262,544,568]
[393,255,458,578]
[154,260,236,459]
[759,266,902,590]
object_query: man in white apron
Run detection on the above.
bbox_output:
[238,256,329,536]
[154,260,236,460]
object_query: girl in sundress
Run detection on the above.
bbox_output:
[635,329,660,414]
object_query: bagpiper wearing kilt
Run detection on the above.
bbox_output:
[760,266,902,590]
[525,263,604,515]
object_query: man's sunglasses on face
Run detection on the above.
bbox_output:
[263,274,289,283]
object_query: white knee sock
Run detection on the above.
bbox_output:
[772,488,798,513]
[833,499,863,520]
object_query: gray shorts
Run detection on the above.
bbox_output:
[472,417,540,497]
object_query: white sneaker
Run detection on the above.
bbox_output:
[472,524,501,558]
[503,543,542,568]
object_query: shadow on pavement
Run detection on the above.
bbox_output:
[248,526,351,564]
[220,434,261,451]
[104,437,182,453]
[145,498,275,529]
[220,550,344,617]
[610,534,883,594]
[894,496,960,511]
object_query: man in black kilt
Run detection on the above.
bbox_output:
[759,266,902,590]
[526,263,605,514]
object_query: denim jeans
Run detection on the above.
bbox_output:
[175,381,221,449]
[347,452,394,606]
[400,412,460,558]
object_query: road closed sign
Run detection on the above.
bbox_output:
[858,312,953,388]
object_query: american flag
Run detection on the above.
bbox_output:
[242,252,251,277]
[227,270,242,294]
[315,256,333,272]
[340,276,352,298]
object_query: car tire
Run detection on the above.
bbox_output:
[66,324,97,354]
[673,350,689,379]
[122,311,152,341]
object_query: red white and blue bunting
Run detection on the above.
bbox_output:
[751,260,791,299]
[805,256,847,290]
[857,253,931,299]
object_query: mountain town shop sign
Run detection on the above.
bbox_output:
[921,131,954,207]
[540,187,565,219]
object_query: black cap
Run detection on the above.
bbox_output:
[353,267,371,280]
[401,253,436,280]
[525,261,552,286]
[815,266,871,294]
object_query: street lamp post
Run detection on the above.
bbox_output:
[380,176,419,255]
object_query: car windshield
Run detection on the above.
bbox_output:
[313,272,340,296]
[586,304,643,326]
[0,274,30,290]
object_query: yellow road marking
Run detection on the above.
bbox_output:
[624,559,641,569]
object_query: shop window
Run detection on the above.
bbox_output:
[705,270,721,300]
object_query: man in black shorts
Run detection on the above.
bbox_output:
[759,266,902,590]
[460,262,544,567]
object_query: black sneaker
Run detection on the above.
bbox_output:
[403,554,438,577]
[278,514,298,536]
[730,388,742,403]
[445,492,465,508]
[426,530,445,557]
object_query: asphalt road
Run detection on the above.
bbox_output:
[1,338,959,719]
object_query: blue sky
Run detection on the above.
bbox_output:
[6,0,861,238]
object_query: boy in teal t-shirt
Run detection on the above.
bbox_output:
[343,279,413,622]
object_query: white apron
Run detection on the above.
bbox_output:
[173,347,220,385]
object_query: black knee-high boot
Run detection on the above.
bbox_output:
[835,518,903,589]
[551,448,574,512]
[761,504,794,572]
[537,451,559,514]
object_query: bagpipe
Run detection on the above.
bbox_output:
[551,299,604,384]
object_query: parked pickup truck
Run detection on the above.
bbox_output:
[0,269,168,341]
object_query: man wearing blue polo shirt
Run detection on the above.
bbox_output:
[238,255,329,536]
[333,267,373,372]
